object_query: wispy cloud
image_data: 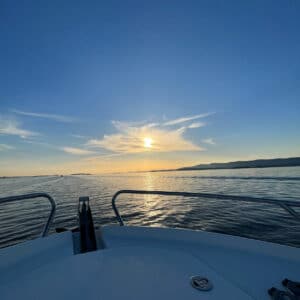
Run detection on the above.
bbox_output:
[11,109,76,123]
[24,139,96,156]
[86,113,212,154]
[202,138,216,145]
[0,117,38,138]
[0,144,15,151]
[187,122,206,129]
[62,147,96,155]
[70,134,91,139]
[163,112,214,126]
[83,153,123,161]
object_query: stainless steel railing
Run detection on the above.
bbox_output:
[0,193,56,237]
[112,190,300,226]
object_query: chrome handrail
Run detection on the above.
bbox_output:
[0,193,56,237]
[112,190,300,226]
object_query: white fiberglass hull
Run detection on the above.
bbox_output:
[0,226,299,299]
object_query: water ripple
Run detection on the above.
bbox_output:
[1,167,300,248]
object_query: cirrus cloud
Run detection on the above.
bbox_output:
[0,116,38,139]
[162,112,213,126]
[62,147,96,155]
[202,138,216,145]
[87,113,212,154]
[0,144,15,151]
[11,109,76,123]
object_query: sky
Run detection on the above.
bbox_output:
[0,1,300,176]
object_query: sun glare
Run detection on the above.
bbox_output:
[144,137,152,148]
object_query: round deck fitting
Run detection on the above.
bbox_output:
[190,276,213,291]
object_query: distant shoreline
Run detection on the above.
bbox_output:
[151,157,300,172]
[1,157,300,178]
[70,173,92,176]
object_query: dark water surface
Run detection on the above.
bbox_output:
[1,167,300,248]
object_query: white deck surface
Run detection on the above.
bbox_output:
[0,226,299,299]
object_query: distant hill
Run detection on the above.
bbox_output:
[178,157,300,171]
[71,173,92,175]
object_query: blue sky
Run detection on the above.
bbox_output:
[0,1,299,175]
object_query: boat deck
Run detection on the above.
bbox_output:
[0,226,299,299]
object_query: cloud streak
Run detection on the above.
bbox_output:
[62,147,96,155]
[187,122,206,129]
[71,134,90,139]
[0,117,38,138]
[87,113,212,154]
[202,138,216,145]
[163,112,214,126]
[0,144,15,151]
[12,109,76,123]
[24,139,97,156]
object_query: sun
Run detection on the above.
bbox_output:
[144,137,152,148]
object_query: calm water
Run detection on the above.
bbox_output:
[1,167,300,248]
